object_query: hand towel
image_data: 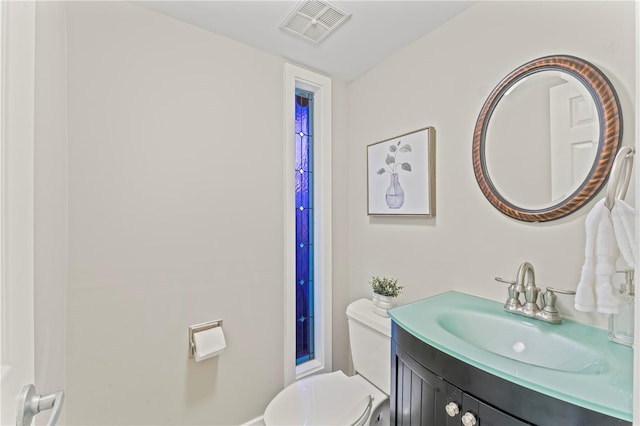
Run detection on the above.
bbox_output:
[611,199,636,268]
[575,200,606,312]
[594,213,619,314]
[575,199,620,313]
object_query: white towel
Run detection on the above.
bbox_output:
[575,199,620,314]
[594,213,619,314]
[611,199,636,268]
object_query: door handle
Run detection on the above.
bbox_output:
[16,384,65,426]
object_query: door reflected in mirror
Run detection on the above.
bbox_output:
[486,71,600,210]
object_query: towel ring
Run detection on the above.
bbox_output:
[605,146,635,210]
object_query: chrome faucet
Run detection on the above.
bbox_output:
[495,262,576,324]
[517,262,539,317]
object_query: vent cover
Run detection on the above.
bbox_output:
[281,0,351,44]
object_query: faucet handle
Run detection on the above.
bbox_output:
[540,287,576,312]
[545,287,576,295]
[535,287,576,324]
[495,277,522,312]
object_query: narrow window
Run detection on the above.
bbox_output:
[284,63,331,382]
[295,90,314,365]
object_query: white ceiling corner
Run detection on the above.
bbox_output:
[135,1,475,81]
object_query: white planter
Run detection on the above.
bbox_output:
[372,293,395,317]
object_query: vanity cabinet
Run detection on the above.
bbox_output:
[394,341,529,425]
[391,323,630,426]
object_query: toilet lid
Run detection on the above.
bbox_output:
[264,371,372,426]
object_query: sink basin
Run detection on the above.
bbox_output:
[387,291,633,422]
[437,310,608,374]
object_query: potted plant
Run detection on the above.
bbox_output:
[369,276,403,317]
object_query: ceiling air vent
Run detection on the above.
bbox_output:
[281,0,351,44]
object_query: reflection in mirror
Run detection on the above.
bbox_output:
[473,55,622,222]
[485,71,600,210]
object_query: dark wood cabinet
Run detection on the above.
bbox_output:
[393,340,530,425]
[394,341,447,425]
[391,322,630,426]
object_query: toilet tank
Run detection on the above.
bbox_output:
[346,299,392,394]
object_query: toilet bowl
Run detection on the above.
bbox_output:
[264,299,391,426]
[264,371,387,425]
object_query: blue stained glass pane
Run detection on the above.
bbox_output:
[296,208,314,249]
[295,99,313,174]
[295,97,308,134]
[308,143,313,175]
[296,273,309,315]
[295,173,313,209]
[308,173,314,208]
[296,245,309,282]
[302,136,310,172]
[295,136,311,172]
[295,133,303,172]
[295,89,314,365]
[296,107,310,136]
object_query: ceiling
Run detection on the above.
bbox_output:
[136,1,475,81]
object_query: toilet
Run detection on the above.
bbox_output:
[264,299,391,426]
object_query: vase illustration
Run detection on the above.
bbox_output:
[385,173,405,208]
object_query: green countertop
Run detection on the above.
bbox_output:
[388,291,633,421]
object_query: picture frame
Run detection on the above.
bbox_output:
[367,127,435,216]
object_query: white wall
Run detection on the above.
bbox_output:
[347,1,636,330]
[63,2,319,424]
[331,79,351,375]
[40,2,355,424]
[34,2,68,424]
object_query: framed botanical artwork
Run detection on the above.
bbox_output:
[367,127,436,216]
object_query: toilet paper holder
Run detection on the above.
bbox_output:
[188,319,223,359]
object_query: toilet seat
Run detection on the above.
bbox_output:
[264,371,374,426]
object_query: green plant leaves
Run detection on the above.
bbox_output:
[386,154,395,165]
[401,163,412,171]
[399,144,412,153]
[376,168,386,175]
[369,276,403,297]
[389,145,397,153]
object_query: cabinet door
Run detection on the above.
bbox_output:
[392,324,629,426]
[393,342,533,426]
[462,393,532,426]
[392,344,461,425]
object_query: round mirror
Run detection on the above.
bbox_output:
[473,55,622,222]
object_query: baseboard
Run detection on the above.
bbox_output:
[240,415,264,426]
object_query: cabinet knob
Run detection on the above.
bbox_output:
[445,402,460,417]
[461,412,477,426]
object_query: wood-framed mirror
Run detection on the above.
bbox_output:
[473,55,622,222]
